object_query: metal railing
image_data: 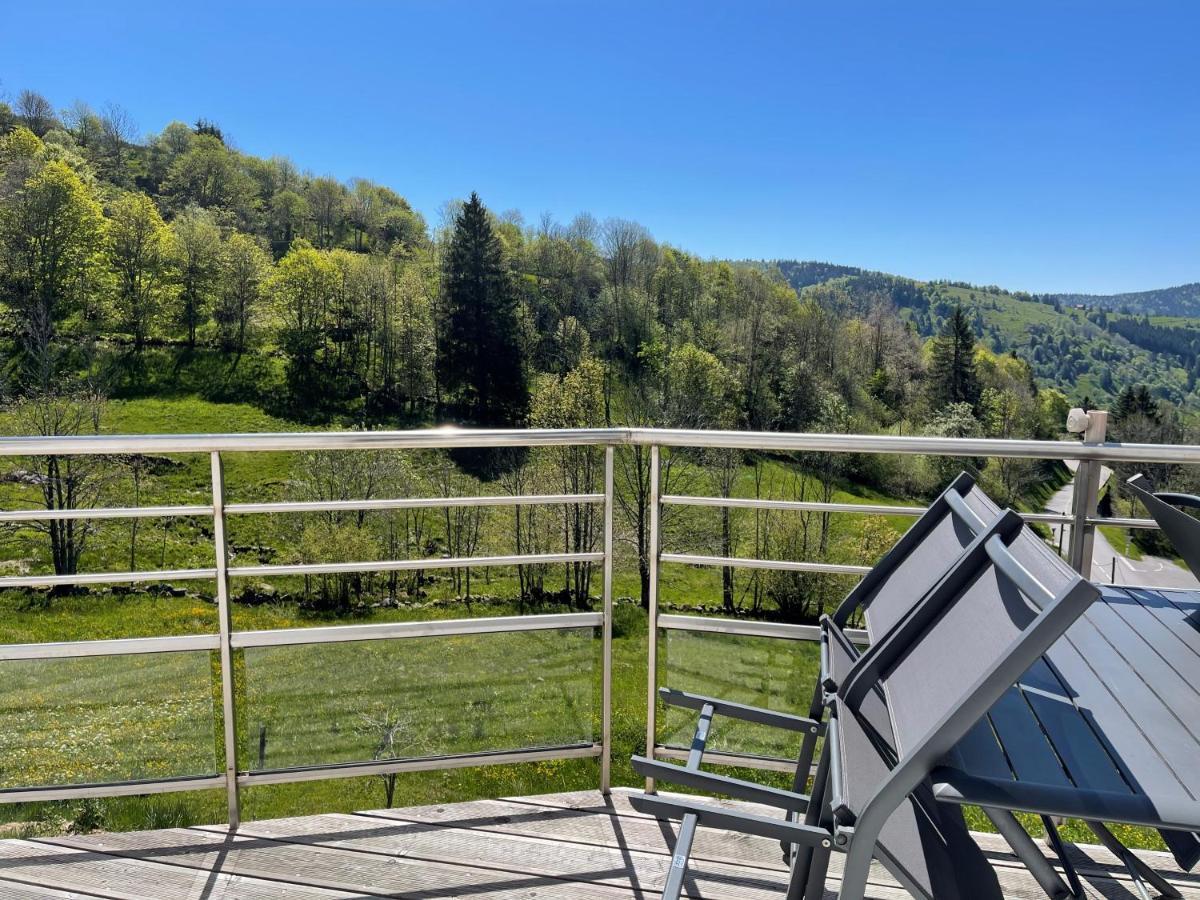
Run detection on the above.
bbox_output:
[0,424,1195,823]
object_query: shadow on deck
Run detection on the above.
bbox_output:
[0,789,1195,899]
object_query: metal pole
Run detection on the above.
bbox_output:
[1068,411,1108,576]
[210,451,240,829]
[645,444,661,794]
[600,446,614,794]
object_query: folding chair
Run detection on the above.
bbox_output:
[633,505,1100,899]
[1125,473,1200,581]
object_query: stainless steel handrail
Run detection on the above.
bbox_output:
[2,425,1200,464]
[0,425,1187,815]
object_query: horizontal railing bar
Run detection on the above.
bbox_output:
[629,428,1200,463]
[653,746,802,775]
[238,743,602,787]
[229,552,603,580]
[227,493,604,516]
[0,504,212,523]
[0,633,220,661]
[1021,512,1074,525]
[0,774,226,804]
[0,567,217,589]
[0,428,629,456]
[232,612,603,649]
[657,613,869,645]
[660,552,872,576]
[663,495,927,516]
[1088,515,1158,529]
[2,426,1200,465]
[661,495,1074,526]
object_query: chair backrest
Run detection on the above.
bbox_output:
[827,510,1097,837]
[831,472,1002,635]
[823,612,1003,898]
[1126,474,1200,582]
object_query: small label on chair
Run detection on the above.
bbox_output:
[672,854,686,869]
[697,721,708,740]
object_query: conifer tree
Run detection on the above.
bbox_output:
[927,305,981,410]
[438,192,528,427]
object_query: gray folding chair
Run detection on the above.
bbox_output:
[1126,473,1200,582]
[632,505,1099,899]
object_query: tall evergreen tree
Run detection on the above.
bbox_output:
[1112,383,1160,425]
[438,192,528,427]
[927,304,981,410]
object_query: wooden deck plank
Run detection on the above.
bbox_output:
[42,828,640,900]
[0,790,1196,899]
[187,812,794,899]
[0,837,366,900]
[0,881,114,899]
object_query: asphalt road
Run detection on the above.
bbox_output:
[1046,461,1198,589]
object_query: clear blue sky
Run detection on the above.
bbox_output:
[2,1,1196,294]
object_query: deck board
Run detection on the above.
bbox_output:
[0,789,1196,899]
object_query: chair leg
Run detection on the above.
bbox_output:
[790,737,831,885]
[982,807,1078,900]
[1086,820,1182,900]
[835,838,874,900]
[1041,816,1086,898]
[661,812,700,900]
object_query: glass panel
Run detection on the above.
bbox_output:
[242,626,595,771]
[660,628,818,760]
[0,651,219,787]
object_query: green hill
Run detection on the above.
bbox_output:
[771,262,1200,410]
[1053,283,1200,317]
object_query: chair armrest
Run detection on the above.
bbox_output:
[658,688,823,734]
[629,792,832,846]
[630,755,809,812]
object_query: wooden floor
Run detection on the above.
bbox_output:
[0,789,1196,898]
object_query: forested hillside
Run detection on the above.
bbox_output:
[771,262,1200,412]
[1054,283,1200,317]
[0,90,1087,449]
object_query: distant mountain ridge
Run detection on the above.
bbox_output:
[767,260,1200,319]
[1050,283,1200,317]
[766,259,1200,409]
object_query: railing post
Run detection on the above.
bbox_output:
[600,445,614,794]
[1068,411,1108,578]
[210,451,241,829]
[645,444,661,793]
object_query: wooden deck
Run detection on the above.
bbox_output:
[0,789,1196,898]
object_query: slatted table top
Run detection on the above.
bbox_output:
[0,789,1196,898]
[932,585,1200,860]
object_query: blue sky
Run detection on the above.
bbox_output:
[2,1,1196,294]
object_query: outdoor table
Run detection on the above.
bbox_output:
[912,584,1200,897]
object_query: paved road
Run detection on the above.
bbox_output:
[1046,461,1198,589]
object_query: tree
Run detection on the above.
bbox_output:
[927,305,981,410]
[16,90,56,137]
[530,357,606,606]
[215,232,271,352]
[306,177,345,248]
[269,241,339,404]
[160,135,258,226]
[107,192,172,351]
[268,189,308,251]
[9,386,109,586]
[438,192,528,427]
[170,205,222,347]
[391,264,435,410]
[0,150,106,350]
